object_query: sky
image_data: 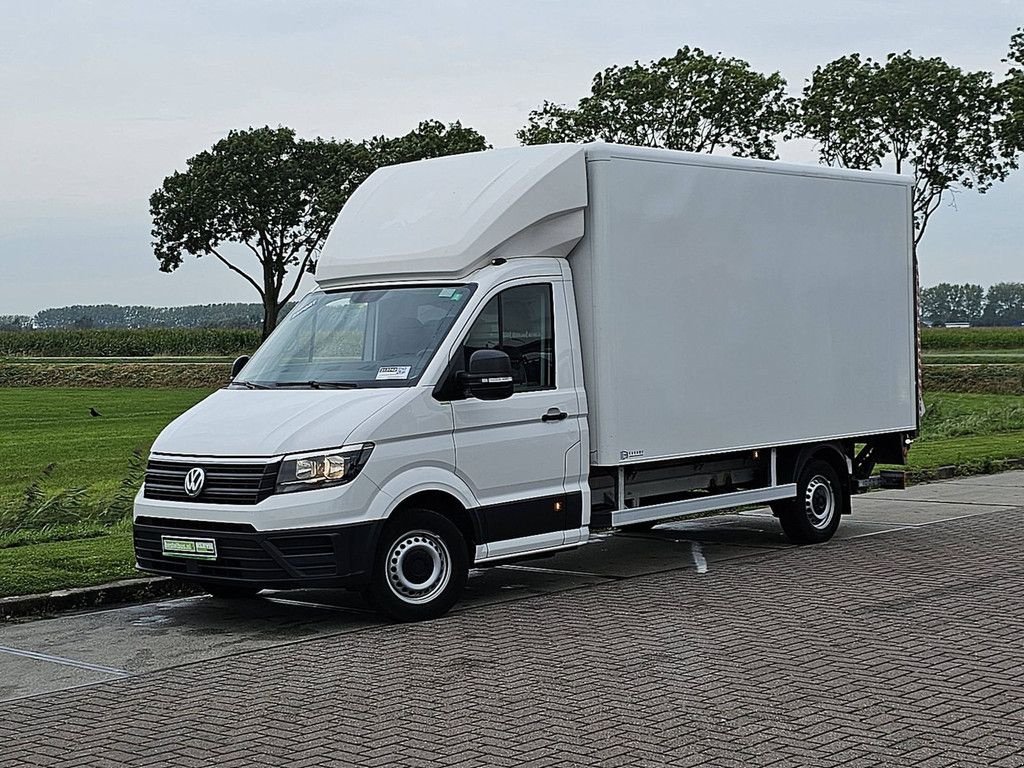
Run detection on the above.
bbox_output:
[0,0,1021,316]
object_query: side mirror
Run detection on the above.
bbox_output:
[460,349,514,400]
[230,355,250,380]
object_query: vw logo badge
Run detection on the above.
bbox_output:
[184,467,206,497]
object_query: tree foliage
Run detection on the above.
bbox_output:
[150,121,487,338]
[518,47,795,159]
[921,283,985,324]
[981,282,1024,327]
[798,52,1014,250]
[150,127,372,338]
[32,303,279,330]
[366,119,489,167]
[1002,28,1024,156]
[0,315,31,332]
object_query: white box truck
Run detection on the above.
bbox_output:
[134,143,917,620]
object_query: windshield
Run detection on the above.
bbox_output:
[236,285,476,389]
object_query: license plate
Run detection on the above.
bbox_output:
[161,536,217,560]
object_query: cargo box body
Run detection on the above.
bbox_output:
[568,145,917,466]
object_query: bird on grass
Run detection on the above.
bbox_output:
[89,407,102,417]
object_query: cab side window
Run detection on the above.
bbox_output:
[463,284,555,392]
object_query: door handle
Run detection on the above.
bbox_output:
[541,408,568,422]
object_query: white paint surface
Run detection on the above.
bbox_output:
[690,541,708,574]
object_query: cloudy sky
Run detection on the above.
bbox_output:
[1,0,1021,316]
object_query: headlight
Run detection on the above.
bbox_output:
[276,443,373,493]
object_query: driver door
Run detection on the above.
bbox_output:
[448,281,582,558]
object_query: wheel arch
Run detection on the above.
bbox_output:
[778,442,853,502]
[389,490,477,560]
[367,469,481,558]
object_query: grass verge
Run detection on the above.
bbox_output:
[0,528,136,598]
[905,432,1024,471]
[0,363,229,388]
[923,365,1024,395]
[898,393,1024,470]
[924,350,1024,364]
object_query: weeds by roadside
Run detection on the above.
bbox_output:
[920,394,1024,438]
[0,451,144,547]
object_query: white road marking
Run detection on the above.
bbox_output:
[691,542,708,574]
[847,526,914,538]
[261,596,376,616]
[498,564,612,579]
[0,645,131,677]
[855,498,1015,508]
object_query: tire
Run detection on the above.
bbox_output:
[776,459,846,545]
[366,509,469,622]
[197,581,262,599]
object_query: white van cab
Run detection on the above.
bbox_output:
[134,143,917,621]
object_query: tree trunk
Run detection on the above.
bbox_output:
[912,244,925,422]
[260,253,282,341]
[261,293,280,341]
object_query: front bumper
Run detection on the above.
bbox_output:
[133,516,382,590]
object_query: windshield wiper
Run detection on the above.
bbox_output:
[233,380,272,390]
[272,381,359,389]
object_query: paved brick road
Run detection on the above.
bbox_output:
[3,509,1024,767]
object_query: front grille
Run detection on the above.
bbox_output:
[134,516,256,533]
[144,459,280,504]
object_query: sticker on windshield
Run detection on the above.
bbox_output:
[438,288,456,298]
[376,366,411,380]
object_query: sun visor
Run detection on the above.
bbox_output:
[316,144,587,286]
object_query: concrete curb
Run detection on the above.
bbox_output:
[899,457,1024,487]
[0,576,201,622]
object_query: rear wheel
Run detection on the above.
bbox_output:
[775,459,845,545]
[366,509,469,622]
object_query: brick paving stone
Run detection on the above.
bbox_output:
[3,510,1024,766]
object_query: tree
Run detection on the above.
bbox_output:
[517,46,796,159]
[982,283,1024,326]
[150,127,372,338]
[999,29,1024,153]
[1001,28,1024,156]
[798,52,1014,253]
[960,283,986,323]
[366,119,489,167]
[920,283,984,324]
[150,122,488,339]
[799,52,1016,411]
[0,315,31,331]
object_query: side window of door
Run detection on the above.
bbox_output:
[462,284,555,393]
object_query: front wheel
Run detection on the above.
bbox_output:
[366,509,469,622]
[775,459,846,545]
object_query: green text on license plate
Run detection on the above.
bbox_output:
[161,536,217,560]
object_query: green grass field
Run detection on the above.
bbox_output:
[0,388,212,504]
